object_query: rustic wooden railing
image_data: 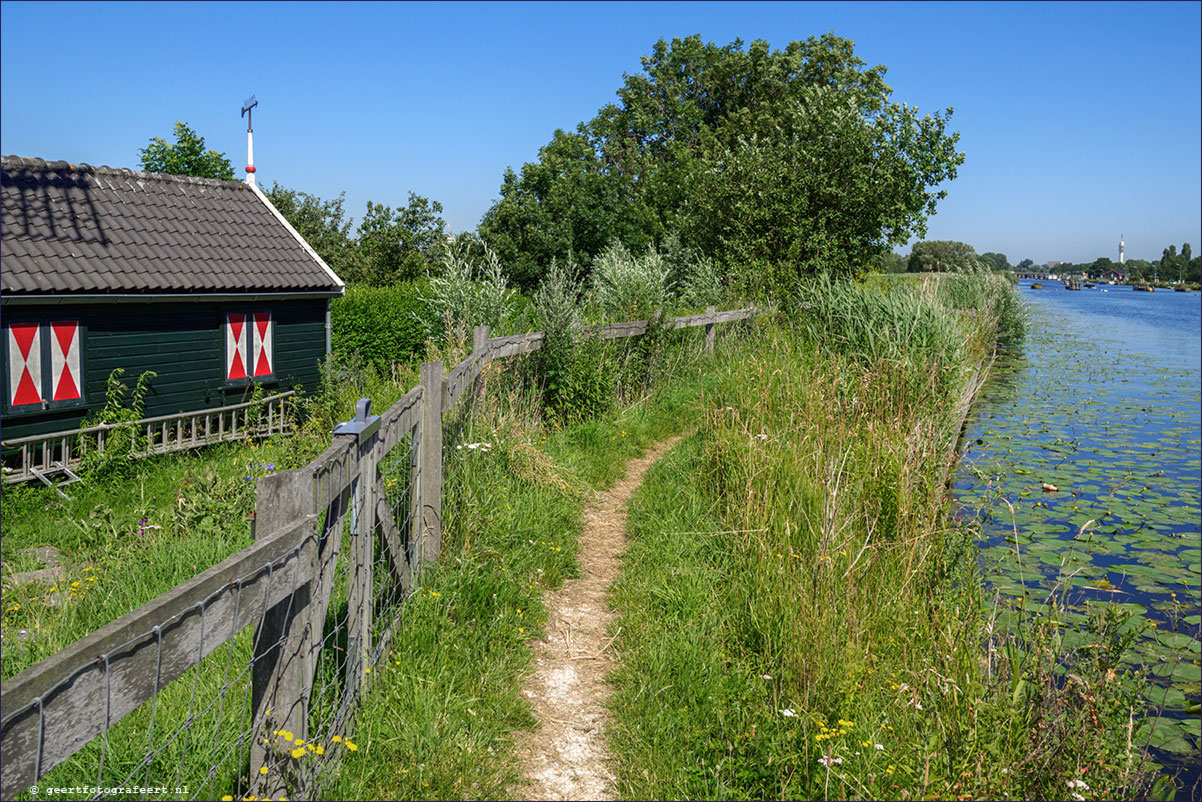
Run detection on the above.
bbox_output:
[0,306,753,801]
[1,391,296,489]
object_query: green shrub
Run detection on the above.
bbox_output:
[533,257,615,423]
[331,281,431,373]
[75,368,156,478]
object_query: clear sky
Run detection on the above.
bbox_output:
[2,1,1199,265]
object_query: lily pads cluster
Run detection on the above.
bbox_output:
[954,287,1201,766]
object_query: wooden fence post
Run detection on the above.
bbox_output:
[250,467,316,798]
[419,361,444,569]
[705,305,716,354]
[472,325,489,404]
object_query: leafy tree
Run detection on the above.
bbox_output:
[480,33,964,296]
[979,252,1011,272]
[262,183,359,278]
[354,193,448,285]
[478,134,660,292]
[870,250,908,273]
[1017,259,1036,272]
[906,240,985,273]
[139,121,235,180]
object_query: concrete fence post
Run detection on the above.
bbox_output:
[705,305,716,354]
[419,361,444,569]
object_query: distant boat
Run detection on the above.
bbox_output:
[1083,282,1095,288]
[1064,279,1082,291]
[1133,282,1154,292]
[1031,282,1044,290]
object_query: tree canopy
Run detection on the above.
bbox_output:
[262,183,449,286]
[907,240,985,273]
[479,33,964,296]
[139,121,235,180]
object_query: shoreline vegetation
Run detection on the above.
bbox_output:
[4,267,1173,800]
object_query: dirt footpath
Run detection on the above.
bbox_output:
[513,436,682,801]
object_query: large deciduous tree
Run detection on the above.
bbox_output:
[480,33,964,296]
[907,240,985,273]
[354,193,448,285]
[139,121,235,180]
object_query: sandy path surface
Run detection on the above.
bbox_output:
[513,436,682,801]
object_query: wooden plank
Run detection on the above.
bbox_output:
[374,472,413,597]
[379,387,423,455]
[419,362,443,569]
[0,514,318,799]
[249,469,318,797]
[486,332,544,359]
[713,308,753,323]
[443,350,487,413]
[308,438,357,515]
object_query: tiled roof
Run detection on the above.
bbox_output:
[1,156,343,296]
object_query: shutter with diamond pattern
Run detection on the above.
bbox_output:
[252,312,273,376]
[50,321,81,401]
[7,322,42,406]
[226,314,248,380]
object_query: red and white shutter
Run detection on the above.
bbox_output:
[7,322,42,407]
[251,312,273,377]
[225,313,248,380]
[50,321,82,402]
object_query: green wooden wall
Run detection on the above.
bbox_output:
[2,299,328,441]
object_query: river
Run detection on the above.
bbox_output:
[954,280,1201,793]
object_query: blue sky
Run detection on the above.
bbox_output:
[2,1,1199,265]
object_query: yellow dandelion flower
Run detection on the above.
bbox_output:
[222,796,234,801]
[290,747,305,759]
[314,745,325,756]
[332,735,343,743]
[345,740,358,751]
[259,766,269,775]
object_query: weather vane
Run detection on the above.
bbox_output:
[241,94,258,184]
[241,94,258,133]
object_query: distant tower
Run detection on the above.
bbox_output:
[1119,234,1125,265]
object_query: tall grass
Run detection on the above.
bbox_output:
[608,277,1155,800]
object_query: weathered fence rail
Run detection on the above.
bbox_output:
[0,306,753,800]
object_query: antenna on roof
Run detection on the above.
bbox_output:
[241,94,258,186]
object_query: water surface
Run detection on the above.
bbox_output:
[955,281,1201,789]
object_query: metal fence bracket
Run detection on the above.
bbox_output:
[333,398,382,442]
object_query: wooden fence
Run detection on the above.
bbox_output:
[1,392,296,492]
[0,307,752,800]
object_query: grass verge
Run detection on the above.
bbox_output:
[607,278,1160,801]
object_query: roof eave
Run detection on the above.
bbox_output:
[248,181,347,292]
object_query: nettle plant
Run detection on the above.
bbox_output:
[76,368,157,478]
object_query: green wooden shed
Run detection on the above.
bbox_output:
[1,156,344,472]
